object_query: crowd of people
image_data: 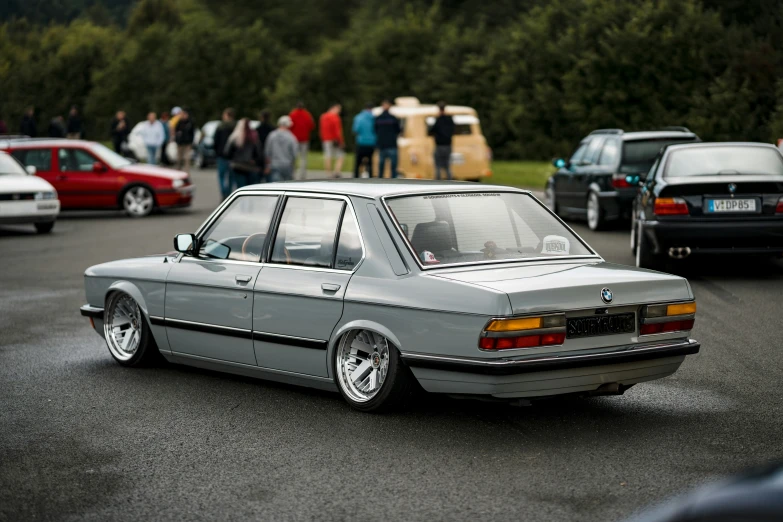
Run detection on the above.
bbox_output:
[0,98,458,198]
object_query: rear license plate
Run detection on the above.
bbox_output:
[566,313,635,339]
[706,198,756,213]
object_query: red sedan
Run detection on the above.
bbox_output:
[0,139,194,217]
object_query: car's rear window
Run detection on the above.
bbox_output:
[665,146,783,178]
[386,192,594,268]
[621,138,697,173]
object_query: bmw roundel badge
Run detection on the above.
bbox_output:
[600,287,613,304]
[728,183,737,194]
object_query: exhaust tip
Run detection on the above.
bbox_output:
[668,247,691,259]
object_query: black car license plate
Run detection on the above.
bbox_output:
[566,313,635,339]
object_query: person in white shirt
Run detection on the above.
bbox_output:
[140,112,165,165]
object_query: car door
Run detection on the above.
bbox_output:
[572,136,605,212]
[11,148,55,186]
[55,146,120,208]
[557,138,591,212]
[253,194,363,377]
[164,193,280,365]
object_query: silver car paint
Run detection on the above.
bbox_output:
[82,182,697,398]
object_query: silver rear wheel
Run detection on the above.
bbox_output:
[336,329,390,403]
[123,186,154,217]
[104,293,143,362]
[587,192,602,230]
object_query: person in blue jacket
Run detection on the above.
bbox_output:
[352,103,376,178]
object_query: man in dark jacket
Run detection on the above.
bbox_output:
[256,109,275,181]
[428,101,455,180]
[20,107,37,137]
[374,99,401,178]
[48,116,66,138]
[213,108,237,199]
[110,110,130,153]
[66,106,83,139]
[174,109,196,174]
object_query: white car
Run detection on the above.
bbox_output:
[127,122,202,164]
[0,151,60,233]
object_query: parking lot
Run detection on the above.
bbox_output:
[1,168,782,522]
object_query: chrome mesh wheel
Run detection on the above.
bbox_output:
[123,186,154,217]
[336,330,390,403]
[104,293,143,362]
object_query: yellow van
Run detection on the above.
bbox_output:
[372,97,492,181]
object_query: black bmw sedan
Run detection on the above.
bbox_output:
[631,142,783,269]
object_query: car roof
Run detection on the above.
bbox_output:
[0,137,88,148]
[663,141,778,151]
[235,179,529,199]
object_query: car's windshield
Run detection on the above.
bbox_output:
[0,153,29,176]
[621,138,697,173]
[89,142,133,169]
[665,146,783,177]
[386,192,594,267]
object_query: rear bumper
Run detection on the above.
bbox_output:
[401,338,699,376]
[642,219,783,254]
[597,189,635,220]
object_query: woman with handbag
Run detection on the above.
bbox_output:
[224,118,264,187]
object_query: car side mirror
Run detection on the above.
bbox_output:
[92,161,107,173]
[174,233,197,255]
[25,165,37,176]
[553,158,567,169]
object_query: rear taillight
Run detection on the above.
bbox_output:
[776,197,783,214]
[654,197,689,216]
[611,173,632,189]
[479,314,566,350]
[640,301,696,336]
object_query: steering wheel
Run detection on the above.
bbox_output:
[241,233,267,261]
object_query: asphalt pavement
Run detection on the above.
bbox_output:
[1,167,782,522]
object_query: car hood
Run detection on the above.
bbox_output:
[0,175,56,194]
[84,255,175,281]
[118,164,188,180]
[432,261,692,314]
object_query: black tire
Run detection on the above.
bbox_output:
[334,329,420,413]
[635,223,661,270]
[103,292,160,367]
[586,191,605,231]
[34,221,55,234]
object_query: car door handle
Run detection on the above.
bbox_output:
[235,275,252,284]
[321,283,341,292]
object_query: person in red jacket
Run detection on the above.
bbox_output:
[319,103,344,177]
[288,101,315,180]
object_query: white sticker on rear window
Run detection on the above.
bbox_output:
[541,235,570,255]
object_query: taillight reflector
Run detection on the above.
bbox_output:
[640,319,694,335]
[611,173,632,189]
[654,197,689,216]
[479,332,566,351]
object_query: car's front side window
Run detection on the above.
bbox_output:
[59,148,97,172]
[271,197,345,268]
[198,195,279,262]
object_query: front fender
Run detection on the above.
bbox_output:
[105,280,171,353]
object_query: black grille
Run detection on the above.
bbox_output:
[0,192,36,201]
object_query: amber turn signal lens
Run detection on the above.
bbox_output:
[667,302,696,316]
[485,317,542,332]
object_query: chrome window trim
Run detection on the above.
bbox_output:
[379,189,601,271]
[263,191,367,274]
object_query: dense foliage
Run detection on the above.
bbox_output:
[2,0,783,159]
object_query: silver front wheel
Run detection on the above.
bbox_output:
[587,192,602,231]
[336,330,390,403]
[104,293,143,362]
[123,186,154,217]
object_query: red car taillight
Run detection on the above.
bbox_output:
[478,314,566,351]
[776,197,783,214]
[611,173,632,189]
[639,302,696,335]
[654,197,689,216]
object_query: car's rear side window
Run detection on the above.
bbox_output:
[271,197,345,268]
[12,149,51,171]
